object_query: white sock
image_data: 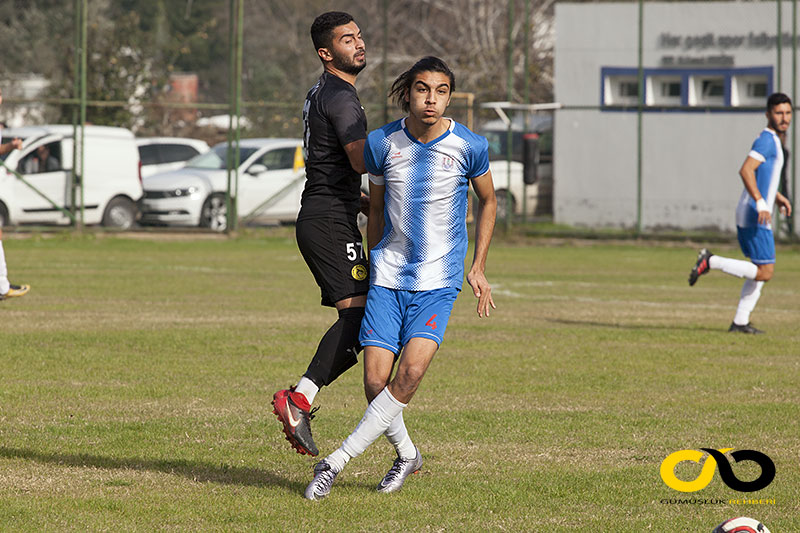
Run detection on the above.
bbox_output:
[295,376,319,404]
[0,240,9,295]
[709,255,757,279]
[733,279,764,326]
[384,411,416,460]
[325,387,406,472]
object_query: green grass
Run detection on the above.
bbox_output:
[1,229,798,531]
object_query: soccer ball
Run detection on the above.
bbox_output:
[712,516,771,533]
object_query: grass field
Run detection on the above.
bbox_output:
[0,228,798,532]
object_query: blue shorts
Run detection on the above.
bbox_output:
[737,225,775,265]
[359,286,459,355]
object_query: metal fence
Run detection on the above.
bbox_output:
[1,0,798,237]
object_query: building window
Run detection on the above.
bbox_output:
[689,76,725,106]
[731,75,769,106]
[604,75,640,106]
[602,66,772,111]
[646,76,682,106]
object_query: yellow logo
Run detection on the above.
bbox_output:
[660,448,733,492]
[351,264,367,281]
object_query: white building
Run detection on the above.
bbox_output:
[554,1,797,231]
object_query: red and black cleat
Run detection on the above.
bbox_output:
[688,248,713,286]
[272,387,319,456]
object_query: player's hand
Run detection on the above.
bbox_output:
[757,209,772,225]
[467,270,495,318]
[11,138,22,150]
[778,197,792,217]
[359,193,370,217]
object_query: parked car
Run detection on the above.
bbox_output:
[136,137,210,178]
[480,113,553,219]
[0,124,142,228]
[140,138,304,231]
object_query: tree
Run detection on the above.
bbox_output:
[2,0,556,136]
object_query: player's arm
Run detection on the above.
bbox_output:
[467,170,497,318]
[775,191,792,217]
[739,156,770,225]
[0,138,22,156]
[346,138,369,216]
[343,139,366,175]
[367,179,385,253]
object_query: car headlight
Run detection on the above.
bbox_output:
[168,186,199,198]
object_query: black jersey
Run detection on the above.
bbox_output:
[300,71,367,219]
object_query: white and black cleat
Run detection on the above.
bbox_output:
[376,447,423,493]
[304,460,339,500]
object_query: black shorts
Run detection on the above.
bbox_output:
[296,213,369,307]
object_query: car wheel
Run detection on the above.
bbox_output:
[200,193,228,232]
[0,202,9,227]
[495,189,516,221]
[102,197,136,229]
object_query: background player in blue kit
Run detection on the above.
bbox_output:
[305,56,497,500]
[689,92,793,334]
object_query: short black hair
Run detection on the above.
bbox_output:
[310,11,354,52]
[389,56,456,113]
[767,92,792,111]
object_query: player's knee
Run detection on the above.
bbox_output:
[364,377,387,401]
[393,366,425,394]
[339,306,365,327]
[756,264,774,281]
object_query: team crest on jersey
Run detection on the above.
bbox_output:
[351,264,368,281]
[442,156,455,170]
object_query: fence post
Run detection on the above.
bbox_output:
[778,0,783,91]
[792,0,797,238]
[505,0,515,232]
[79,0,87,230]
[636,0,644,235]
[226,0,236,233]
[522,0,530,223]
[71,0,81,226]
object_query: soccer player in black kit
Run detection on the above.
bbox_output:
[273,11,402,457]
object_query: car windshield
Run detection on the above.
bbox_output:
[185,144,258,169]
[484,130,523,162]
[483,128,553,162]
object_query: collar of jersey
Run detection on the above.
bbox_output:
[401,117,454,147]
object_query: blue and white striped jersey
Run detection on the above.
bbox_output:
[364,118,490,291]
[735,128,784,229]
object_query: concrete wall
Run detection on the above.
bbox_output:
[554,1,796,231]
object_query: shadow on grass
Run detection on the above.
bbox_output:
[0,446,304,491]
[545,317,722,333]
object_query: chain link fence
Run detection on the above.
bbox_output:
[1,1,797,237]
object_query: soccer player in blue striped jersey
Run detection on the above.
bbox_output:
[689,93,793,334]
[305,57,497,499]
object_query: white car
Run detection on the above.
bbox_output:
[481,116,554,219]
[136,137,210,178]
[0,124,142,228]
[141,138,305,231]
